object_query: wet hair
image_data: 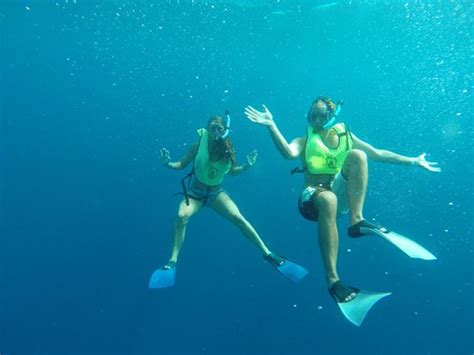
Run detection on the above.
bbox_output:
[313,96,336,112]
[207,115,236,166]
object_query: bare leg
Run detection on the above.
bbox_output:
[211,192,271,255]
[169,198,203,263]
[342,149,368,225]
[315,191,339,286]
[316,190,356,301]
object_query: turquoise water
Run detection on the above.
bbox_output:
[1,1,473,354]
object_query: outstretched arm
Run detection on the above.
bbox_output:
[160,143,199,170]
[352,135,441,172]
[230,149,258,175]
[244,105,303,159]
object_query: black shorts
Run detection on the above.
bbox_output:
[297,172,349,222]
[297,183,331,222]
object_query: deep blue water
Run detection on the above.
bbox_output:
[1,1,473,354]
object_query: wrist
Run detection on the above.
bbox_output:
[410,158,417,166]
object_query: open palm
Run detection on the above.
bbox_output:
[244,105,274,126]
[416,153,441,172]
[160,147,171,165]
[246,149,258,166]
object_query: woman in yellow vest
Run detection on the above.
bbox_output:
[245,97,440,326]
[149,114,308,289]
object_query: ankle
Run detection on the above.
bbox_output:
[350,215,364,225]
[327,276,339,287]
[264,252,284,266]
[166,260,177,268]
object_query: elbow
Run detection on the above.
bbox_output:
[286,151,299,160]
[281,148,298,160]
[229,167,239,176]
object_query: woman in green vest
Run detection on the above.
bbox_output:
[149,114,308,289]
[245,97,440,326]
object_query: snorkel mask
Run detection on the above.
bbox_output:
[209,111,231,141]
[307,97,344,130]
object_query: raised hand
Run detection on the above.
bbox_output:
[244,105,274,126]
[414,153,441,172]
[246,149,258,167]
[160,147,171,166]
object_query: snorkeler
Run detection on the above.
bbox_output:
[245,98,440,326]
[149,112,309,289]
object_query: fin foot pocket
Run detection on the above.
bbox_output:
[265,252,309,283]
[329,281,391,327]
[348,220,437,260]
[149,262,177,289]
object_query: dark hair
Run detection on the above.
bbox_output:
[313,96,336,112]
[207,116,236,166]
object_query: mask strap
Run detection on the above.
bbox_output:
[221,110,231,139]
[322,99,344,129]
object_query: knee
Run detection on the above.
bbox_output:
[315,191,338,216]
[346,149,367,166]
[176,211,190,226]
[231,214,248,228]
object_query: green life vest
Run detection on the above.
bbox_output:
[304,123,353,175]
[193,128,232,186]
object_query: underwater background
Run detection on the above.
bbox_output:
[1,0,473,354]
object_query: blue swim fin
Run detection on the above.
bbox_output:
[330,281,391,326]
[265,253,309,283]
[149,263,176,289]
[349,220,437,260]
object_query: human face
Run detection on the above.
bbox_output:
[208,123,226,140]
[308,100,330,128]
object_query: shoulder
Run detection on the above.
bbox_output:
[333,122,348,132]
[196,128,207,137]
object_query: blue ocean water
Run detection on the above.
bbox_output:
[1,0,473,354]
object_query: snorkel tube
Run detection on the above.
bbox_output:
[322,99,344,130]
[221,110,231,139]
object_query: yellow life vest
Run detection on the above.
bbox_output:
[304,123,353,175]
[193,128,232,186]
